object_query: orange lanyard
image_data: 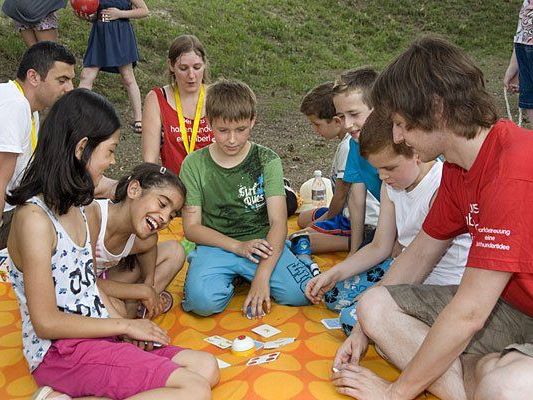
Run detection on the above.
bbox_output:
[13,80,37,151]
[173,84,205,154]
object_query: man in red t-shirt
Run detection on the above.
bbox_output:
[330,36,533,400]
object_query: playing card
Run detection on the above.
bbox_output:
[251,324,281,338]
[204,335,232,349]
[332,367,340,373]
[263,337,295,349]
[216,358,231,369]
[254,340,264,350]
[246,352,280,366]
[321,318,342,329]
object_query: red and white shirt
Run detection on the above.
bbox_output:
[423,120,533,317]
[153,86,214,176]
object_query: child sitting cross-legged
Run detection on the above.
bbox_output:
[86,162,186,320]
[296,81,353,253]
[180,78,314,319]
[305,109,471,335]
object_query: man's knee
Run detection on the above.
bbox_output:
[357,286,395,330]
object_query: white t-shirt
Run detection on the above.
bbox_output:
[386,161,471,285]
[329,133,354,219]
[0,80,39,212]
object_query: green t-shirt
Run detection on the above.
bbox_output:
[180,143,286,241]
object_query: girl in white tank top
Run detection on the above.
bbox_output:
[86,162,186,319]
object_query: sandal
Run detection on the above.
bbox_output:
[32,386,71,400]
[159,290,174,313]
[137,290,174,318]
[131,120,142,134]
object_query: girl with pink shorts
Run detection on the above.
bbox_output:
[7,89,219,400]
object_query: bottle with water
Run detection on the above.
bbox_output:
[311,170,326,208]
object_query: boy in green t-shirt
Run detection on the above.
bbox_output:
[180,79,313,318]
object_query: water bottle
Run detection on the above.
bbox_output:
[311,170,326,208]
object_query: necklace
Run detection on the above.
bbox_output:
[13,80,37,151]
[173,84,205,154]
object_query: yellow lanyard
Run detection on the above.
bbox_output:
[173,84,205,154]
[13,80,37,152]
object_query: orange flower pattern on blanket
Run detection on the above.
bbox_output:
[0,218,438,399]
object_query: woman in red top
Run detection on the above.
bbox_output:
[142,34,214,175]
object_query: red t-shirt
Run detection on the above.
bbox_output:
[423,120,533,317]
[153,87,214,176]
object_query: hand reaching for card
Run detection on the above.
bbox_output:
[305,269,337,304]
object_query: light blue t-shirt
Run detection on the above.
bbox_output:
[343,138,381,201]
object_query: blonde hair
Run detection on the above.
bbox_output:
[206,78,256,122]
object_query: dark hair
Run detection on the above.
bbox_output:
[168,34,209,84]
[115,162,186,202]
[7,89,121,215]
[360,109,414,159]
[206,78,256,122]
[371,35,498,139]
[16,41,76,81]
[300,82,336,120]
[332,67,378,108]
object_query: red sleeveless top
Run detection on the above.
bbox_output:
[152,87,214,175]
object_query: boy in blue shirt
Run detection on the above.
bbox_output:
[296,68,382,256]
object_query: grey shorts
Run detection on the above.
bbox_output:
[13,11,59,32]
[385,284,533,357]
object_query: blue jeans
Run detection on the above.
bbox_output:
[324,258,393,335]
[515,43,533,109]
[182,242,313,316]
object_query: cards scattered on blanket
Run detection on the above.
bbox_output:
[246,352,280,366]
[252,324,281,338]
[204,335,232,349]
[216,358,231,369]
[321,318,342,329]
[263,337,295,349]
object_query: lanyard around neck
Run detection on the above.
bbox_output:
[13,80,37,152]
[173,84,205,154]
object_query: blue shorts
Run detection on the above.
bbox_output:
[515,43,533,109]
[310,207,351,236]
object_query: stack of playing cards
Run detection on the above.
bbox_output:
[246,352,281,366]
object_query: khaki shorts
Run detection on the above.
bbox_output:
[385,284,533,357]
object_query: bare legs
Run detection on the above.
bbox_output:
[79,64,142,123]
[358,286,533,400]
[19,28,58,47]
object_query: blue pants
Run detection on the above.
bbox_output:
[324,258,392,335]
[182,243,313,316]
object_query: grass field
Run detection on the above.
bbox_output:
[0,0,522,185]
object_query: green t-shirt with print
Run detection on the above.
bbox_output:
[180,143,286,241]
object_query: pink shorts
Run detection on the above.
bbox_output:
[33,337,186,399]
